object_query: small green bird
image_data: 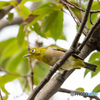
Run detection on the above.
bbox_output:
[24,45,97,71]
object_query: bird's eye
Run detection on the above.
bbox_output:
[31,49,35,53]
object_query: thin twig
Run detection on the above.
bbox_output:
[60,0,89,36]
[0,90,3,100]
[25,27,34,92]
[65,0,100,13]
[14,4,34,91]
[59,88,100,100]
[90,13,94,25]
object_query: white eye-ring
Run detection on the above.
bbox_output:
[31,49,35,53]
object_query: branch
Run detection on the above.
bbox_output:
[0,17,23,30]
[59,88,100,100]
[78,16,100,51]
[27,0,93,100]
[0,67,30,78]
[0,0,22,20]
[65,0,100,14]
[60,0,89,35]
[70,0,93,49]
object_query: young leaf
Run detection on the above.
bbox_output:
[17,24,25,46]
[76,87,84,92]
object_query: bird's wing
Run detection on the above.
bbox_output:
[49,45,83,60]
[49,45,67,52]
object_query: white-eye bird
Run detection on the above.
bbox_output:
[24,45,97,71]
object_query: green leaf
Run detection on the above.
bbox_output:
[18,78,30,94]
[17,59,29,75]
[0,38,15,54]
[92,84,100,92]
[0,74,18,86]
[59,34,66,40]
[0,1,17,9]
[84,69,90,77]
[0,39,19,64]
[50,11,63,40]
[32,23,45,37]
[33,3,58,16]
[41,11,58,33]
[17,4,31,19]
[6,49,27,72]
[0,74,18,95]
[1,86,9,95]
[17,24,26,46]
[7,13,14,23]
[2,95,8,100]
[34,62,49,85]
[76,87,84,92]
[27,3,62,27]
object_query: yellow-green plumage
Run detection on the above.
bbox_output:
[24,45,97,71]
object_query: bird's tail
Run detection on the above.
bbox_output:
[84,62,97,72]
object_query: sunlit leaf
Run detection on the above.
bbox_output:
[0,74,18,95]
[0,74,18,86]
[0,86,9,95]
[76,87,84,92]
[0,39,19,64]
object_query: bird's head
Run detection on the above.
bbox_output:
[24,47,45,60]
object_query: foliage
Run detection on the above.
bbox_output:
[0,0,100,99]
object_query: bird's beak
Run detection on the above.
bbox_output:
[24,54,31,57]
